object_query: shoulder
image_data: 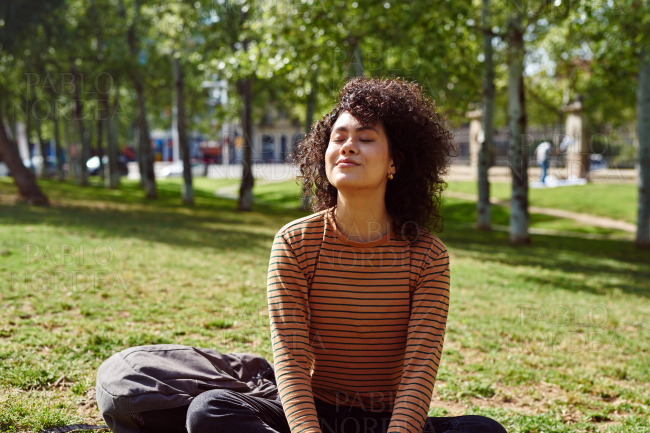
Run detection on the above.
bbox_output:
[408,229,449,271]
[410,229,447,257]
[275,209,329,244]
[407,231,450,289]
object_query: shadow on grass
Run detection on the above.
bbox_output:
[442,197,625,234]
[3,179,648,298]
[0,178,306,255]
[440,203,650,298]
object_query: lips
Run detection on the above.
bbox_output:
[336,158,360,167]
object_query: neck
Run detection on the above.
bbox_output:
[334,189,392,243]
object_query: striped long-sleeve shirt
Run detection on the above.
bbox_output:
[267,208,450,433]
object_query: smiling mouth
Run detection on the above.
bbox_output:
[336,160,360,167]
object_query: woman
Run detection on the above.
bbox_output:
[187,78,506,433]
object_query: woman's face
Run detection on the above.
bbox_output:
[325,111,395,193]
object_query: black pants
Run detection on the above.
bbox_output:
[137,389,506,433]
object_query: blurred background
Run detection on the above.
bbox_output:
[0,1,648,213]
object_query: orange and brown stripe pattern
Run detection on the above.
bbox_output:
[268,209,450,433]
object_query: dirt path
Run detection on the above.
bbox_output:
[445,191,636,233]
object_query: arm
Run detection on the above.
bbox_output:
[387,245,450,433]
[267,233,322,433]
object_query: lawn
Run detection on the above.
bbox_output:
[0,177,648,433]
[446,181,638,225]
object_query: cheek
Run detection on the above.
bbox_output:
[324,144,337,169]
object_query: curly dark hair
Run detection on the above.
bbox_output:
[295,77,455,240]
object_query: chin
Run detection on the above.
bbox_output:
[330,174,360,187]
[332,179,381,192]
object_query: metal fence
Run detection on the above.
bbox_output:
[450,125,638,169]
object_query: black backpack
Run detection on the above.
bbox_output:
[94,345,278,433]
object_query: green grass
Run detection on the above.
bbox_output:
[1,177,649,432]
[253,179,635,237]
[447,181,638,225]
[442,196,631,238]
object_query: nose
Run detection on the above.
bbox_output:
[340,138,358,155]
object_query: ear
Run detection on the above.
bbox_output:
[389,159,396,175]
[387,143,402,175]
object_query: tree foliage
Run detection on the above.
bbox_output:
[1,0,648,244]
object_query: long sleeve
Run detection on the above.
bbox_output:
[387,244,450,433]
[267,233,322,433]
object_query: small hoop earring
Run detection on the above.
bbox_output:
[387,173,394,180]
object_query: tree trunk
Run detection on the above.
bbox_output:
[72,67,90,186]
[35,116,50,179]
[507,17,530,245]
[96,106,105,182]
[636,48,650,247]
[172,56,194,205]
[98,87,108,183]
[348,36,364,77]
[105,91,120,189]
[126,0,156,198]
[134,76,156,198]
[23,99,35,174]
[238,76,254,211]
[93,5,108,185]
[477,0,494,231]
[63,118,76,179]
[0,108,49,205]
[302,70,319,211]
[136,125,146,188]
[305,70,318,135]
[53,109,65,181]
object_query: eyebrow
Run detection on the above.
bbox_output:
[332,125,379,133]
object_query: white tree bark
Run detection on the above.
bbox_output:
[636,48,650,247]
[106,92,121,189]
[478,0,494,231]
[172,55,194,205]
